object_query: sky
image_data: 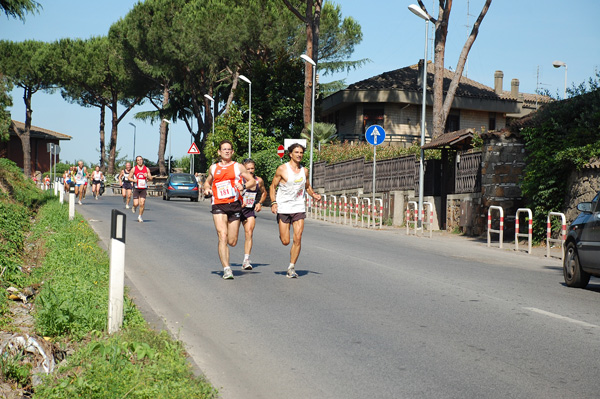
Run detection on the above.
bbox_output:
[2,0,599,167]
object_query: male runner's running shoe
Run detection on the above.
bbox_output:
[286,266,298,278]
[223,267,234,280]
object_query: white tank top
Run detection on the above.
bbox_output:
[276,163,306,214]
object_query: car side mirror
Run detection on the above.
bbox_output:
[577,202,592,212]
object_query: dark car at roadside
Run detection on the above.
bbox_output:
[162,173,199,202]
[563,191,600,288]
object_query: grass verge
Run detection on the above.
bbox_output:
[0,159,218,398]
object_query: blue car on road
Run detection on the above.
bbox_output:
[162,173,199,202]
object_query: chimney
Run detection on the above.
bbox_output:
[494,71,503,94]
[417,59,424,88]
[511,78,519,98]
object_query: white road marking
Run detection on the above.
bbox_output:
[524,307,599,328]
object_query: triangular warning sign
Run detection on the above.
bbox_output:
[188,143,200,154]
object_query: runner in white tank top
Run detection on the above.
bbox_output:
[269,143,321,278]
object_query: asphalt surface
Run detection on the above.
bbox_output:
[75,192,600,399]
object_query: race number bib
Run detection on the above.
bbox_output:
[244,192,257,208]
[215,180,234,199]
[137,177,147,189]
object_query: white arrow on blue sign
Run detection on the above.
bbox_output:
[365,125,386,146]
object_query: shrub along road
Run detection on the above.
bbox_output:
[77,193,600,399]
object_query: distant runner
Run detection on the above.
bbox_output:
[270,143,321,278]
[118,162,134,209]
[240,158,267,270]
[203,140,256,280]
[90,166,104,200]
[74,161,88,205]
[129,156,153,223]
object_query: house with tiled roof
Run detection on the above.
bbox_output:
[321,60,551,144]
[1,120,71,173]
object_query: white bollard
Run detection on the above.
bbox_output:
[68,187,75,220]
[108,210,127,334]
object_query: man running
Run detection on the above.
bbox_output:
[239,158,267,271]
[90,166,104,200]
[129,156,153,223]
[269,143,321,278]
[203,140,256,280]
[118,162,134,209]
[74,161,88,205]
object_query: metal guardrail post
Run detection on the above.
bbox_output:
[406,201,418,235]
[546,212,566,261]
[330,195,337,224]
[487,205,504,248]
[350,196,359,227]
[361,198,371,228]
[340,195,348,225]
[515,208,533,254]
[423,201,433,238]
[321,194,327,222]
[374,198,383,229]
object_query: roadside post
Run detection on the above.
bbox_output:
[365,125,386,228]
[108,209,127,334]
[68,186,75,220]
[59,184,64,204]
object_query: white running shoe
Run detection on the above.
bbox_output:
[286,266,298,278]
[126,204,130,209]
[132,206,136,213]
[138,215,143,223]
[78,200,82,205]
[242,259,253,270]
[223,267,234,280]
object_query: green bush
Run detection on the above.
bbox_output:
[34,325,218,399]
[520,76,600,241]
[0,158,52,318]
[31,201,144,339]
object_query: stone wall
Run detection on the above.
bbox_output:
[478,130,527,236]
[564,162,600,223]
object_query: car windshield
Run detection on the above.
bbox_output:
[171,175,196,184]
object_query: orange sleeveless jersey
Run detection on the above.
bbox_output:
[210,162,242,205]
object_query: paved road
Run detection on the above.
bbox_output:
[76,193,600,399]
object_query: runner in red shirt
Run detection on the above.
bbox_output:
[203,140,256,279]
[129,156,153,223]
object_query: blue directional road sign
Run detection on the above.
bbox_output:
[365,125,386,146]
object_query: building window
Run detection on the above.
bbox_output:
[445,109,460,132]
[489,112,496,131]
[363,108,384,134]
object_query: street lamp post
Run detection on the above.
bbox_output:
[204,94,215,142]
[300,54,316,186]
[408,4,431,228]
[162,119,172,175]
[552,60,567,99]
[239,75,252,158]
[128,122,136,160]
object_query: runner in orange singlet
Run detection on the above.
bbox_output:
[203,140,256,280]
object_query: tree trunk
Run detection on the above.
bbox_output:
[107,95,119,175]
[99,104,106,171]
[283,0,322,130]
[19,87,33,178]
[417,0,492,138]
[432,2,450,138]
[157,85,170,176]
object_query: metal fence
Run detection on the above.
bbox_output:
[364,156,417,194]
[313,152,480,195]
[455,151,482,194]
